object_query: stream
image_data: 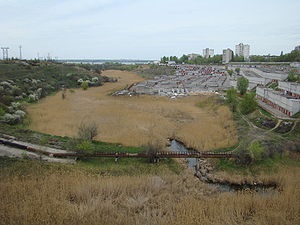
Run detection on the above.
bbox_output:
[169,139,278,193]
[168,139,198,168]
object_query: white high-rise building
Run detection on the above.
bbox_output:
[235,43,250,61]
[222,48,233,64]
[203,48,214,58]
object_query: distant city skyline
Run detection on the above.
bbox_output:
[0,0,299,60]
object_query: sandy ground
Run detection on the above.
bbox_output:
[26,70,237,150]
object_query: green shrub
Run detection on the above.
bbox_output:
[76,140,94,152]
[0,107,5,116]
[248,141,264,161]
[239,92,257,114]
[81,81,89,90]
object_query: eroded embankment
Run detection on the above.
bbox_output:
[194,159,278,192]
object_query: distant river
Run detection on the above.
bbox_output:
[57,59,156,65]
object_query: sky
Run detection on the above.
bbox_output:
[0,0,299,60]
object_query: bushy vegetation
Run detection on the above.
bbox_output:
[0,60,110,125]
[250,49,300,62]
[161,54,223,64]
[225,88,238,112]
[237,76,249,95]
[287,68,300,82]
[134,64,175,78]
[239,92,257,115]
[80,80,89,90]
[78,62,139,72]
[225,87,257,115]
[77,120,98,141]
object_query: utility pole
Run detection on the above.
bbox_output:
[19,45,22,60]
[1,47,9,60]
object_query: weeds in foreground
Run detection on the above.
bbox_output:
[0,158,299,225]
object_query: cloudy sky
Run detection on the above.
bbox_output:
[0,0,299,59]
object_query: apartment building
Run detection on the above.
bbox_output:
[222,48,233,64]
[235,43,250,61]
[203,48,214,58]
[187,53,200,61]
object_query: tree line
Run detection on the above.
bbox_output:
[250,50,300,62]
[161,49,300,64]
[161,55,223,64]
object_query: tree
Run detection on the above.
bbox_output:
[237,77,249,95]
[170,56,178,63]
[225,88,238,112]
[142,140,162,163]
[287,69,299,82]
[179,54,189,64]
[235,67,240,75]
[239,92,257,114]
[232,56,244,62]
[227,69,233,76]
[81,81,89,90]
[78,120,98,141]
[160,56,169,63]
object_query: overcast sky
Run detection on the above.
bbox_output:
[1,0,299,59]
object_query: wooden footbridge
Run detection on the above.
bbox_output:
[0,136,236,160]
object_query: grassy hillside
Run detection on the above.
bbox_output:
[0,60,112,124]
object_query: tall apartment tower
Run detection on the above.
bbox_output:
[235,43,250,61]
[222,48,233,64]
[203,48,214,58]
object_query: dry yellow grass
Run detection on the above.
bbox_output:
[27,70,237,150]
[0,161,299,225]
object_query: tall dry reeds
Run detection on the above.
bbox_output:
[26,70,237,151]
[0,161,299,225]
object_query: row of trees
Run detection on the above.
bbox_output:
[250,50,300,62]
[161,55,223,64]
[225,77,257,114]
[227,67,240,76]
[161,49,300,65]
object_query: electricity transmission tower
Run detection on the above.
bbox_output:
[1,47,9,60]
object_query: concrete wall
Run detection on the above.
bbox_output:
[247,68,288,81]
[246,76,270,85]
[278,82,300,96]
[256,87,300,115]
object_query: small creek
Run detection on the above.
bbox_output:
[168,139,198,168]
[169,139,278,193]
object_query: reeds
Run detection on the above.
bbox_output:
[27,70,237,151]
[0,162,299,225]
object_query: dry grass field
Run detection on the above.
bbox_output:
[26,70,237,150]
[0,159,299,225]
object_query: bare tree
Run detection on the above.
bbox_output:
[78,120,98,141]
